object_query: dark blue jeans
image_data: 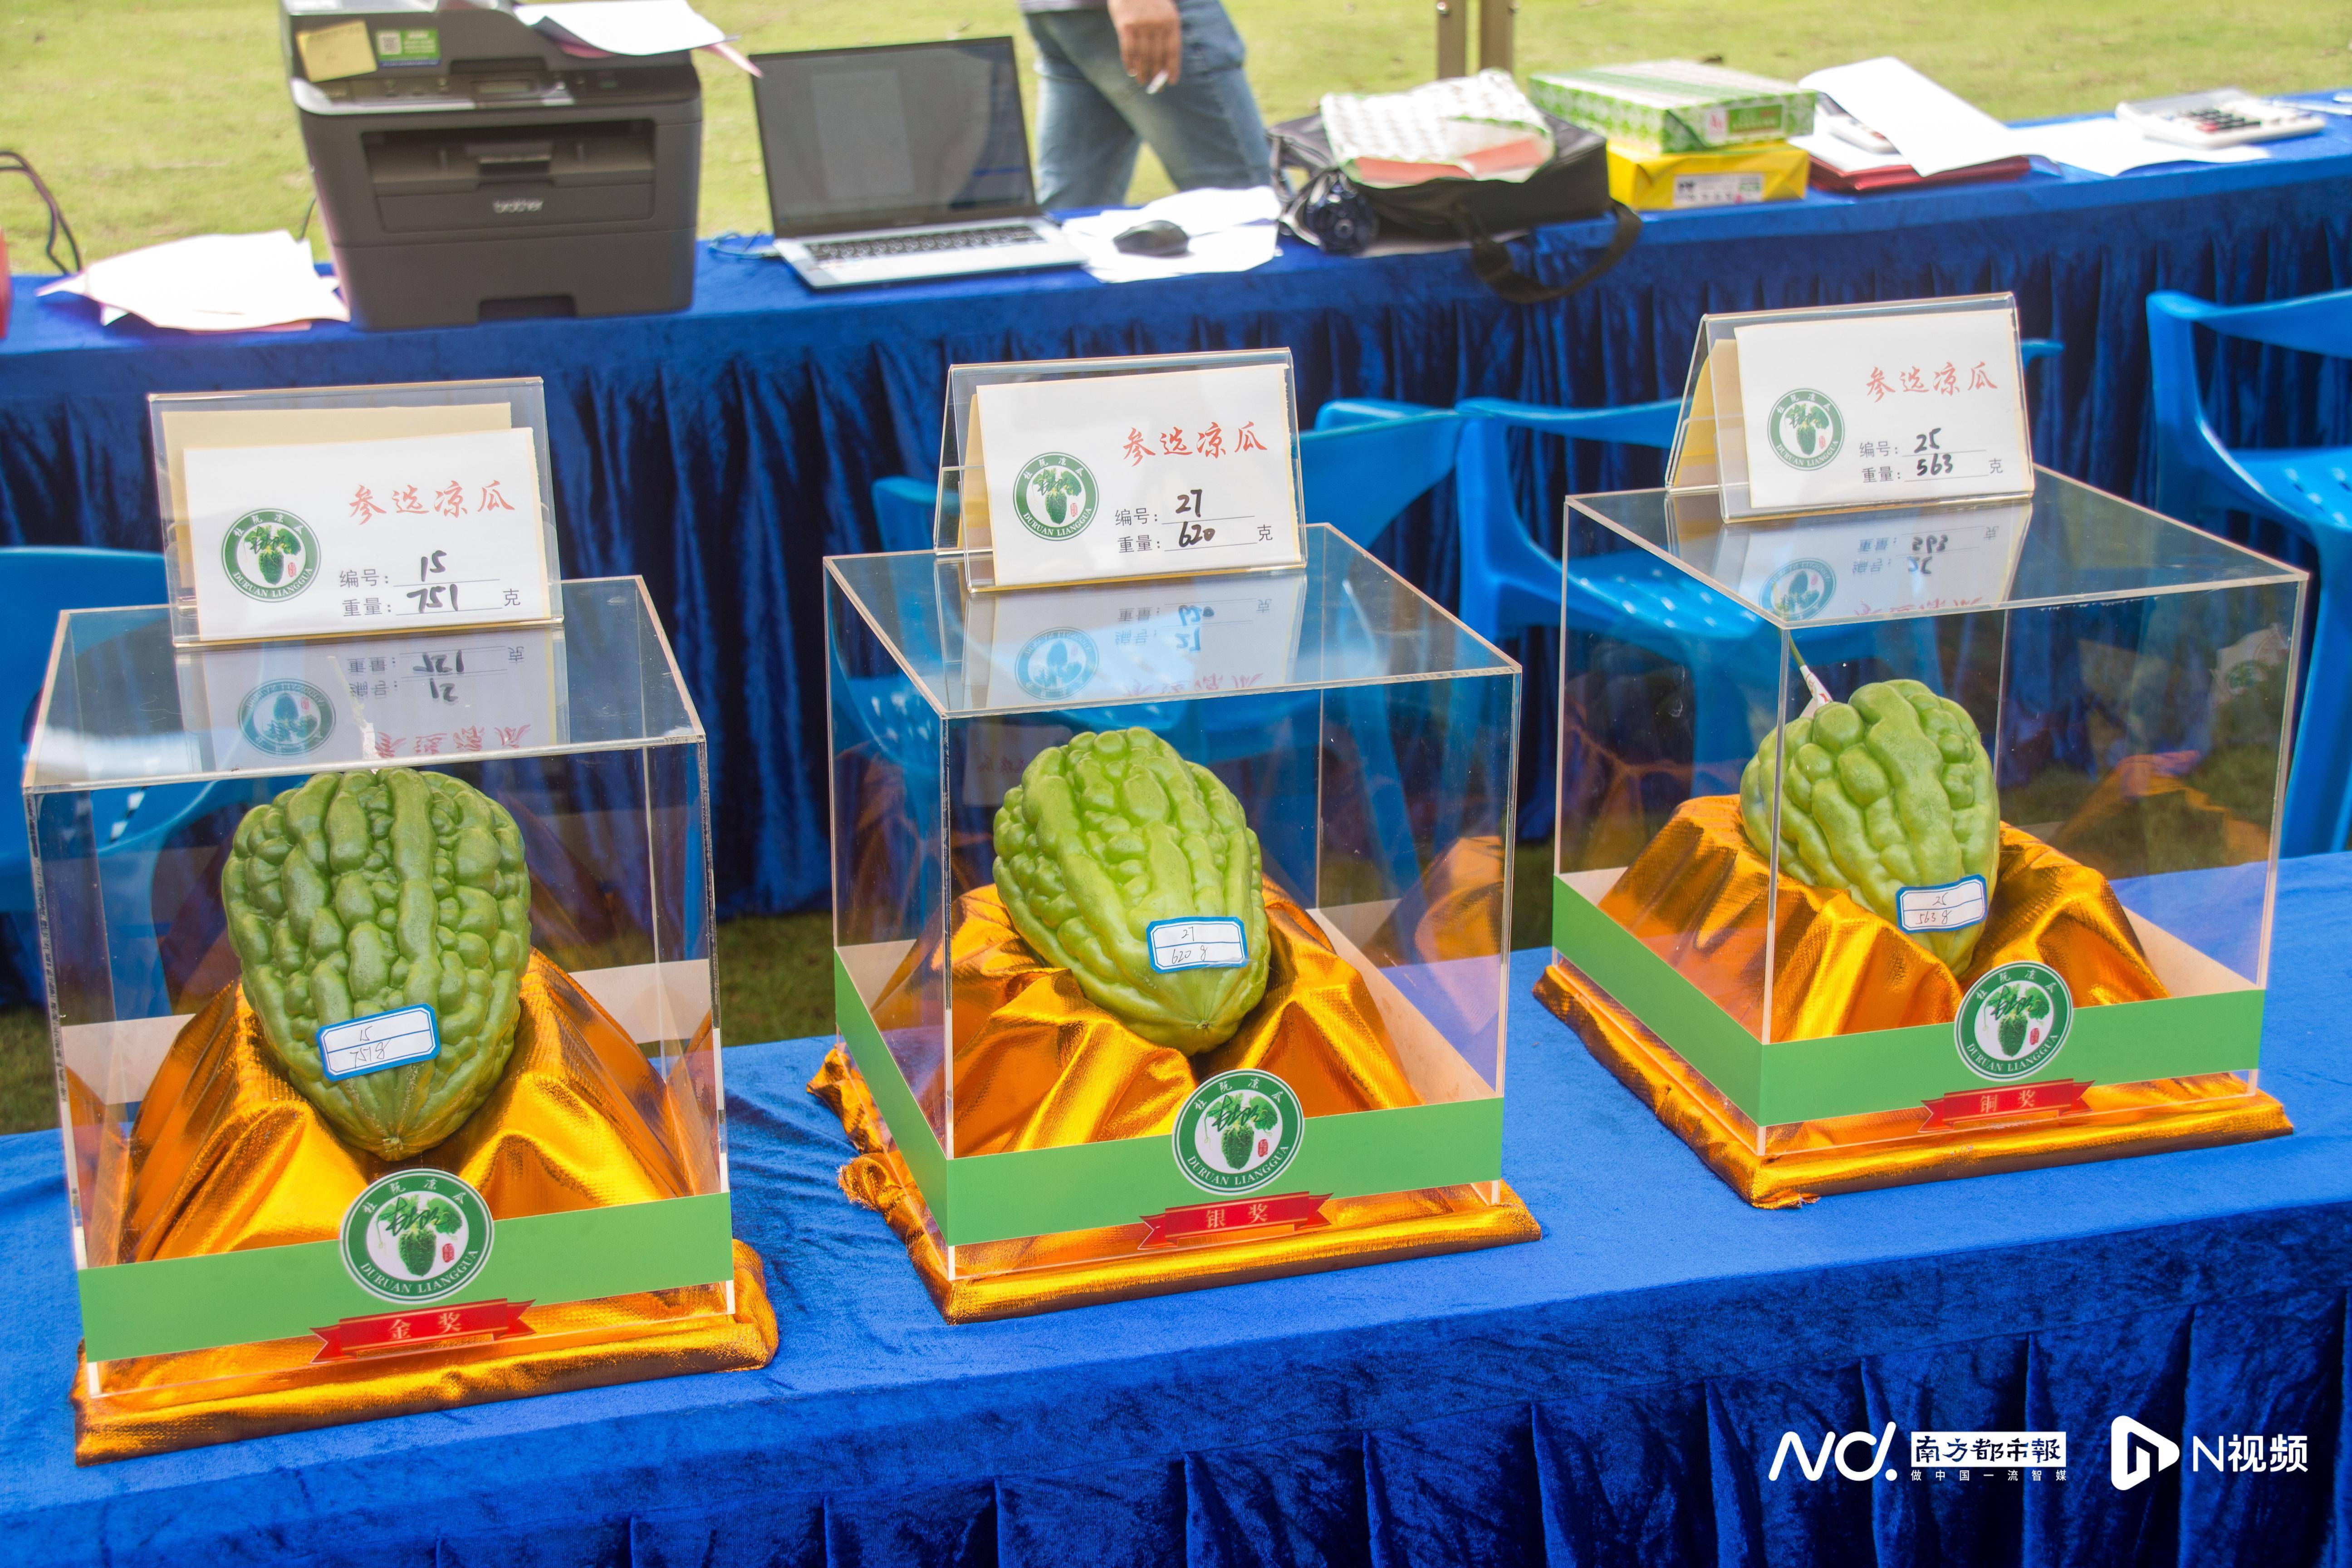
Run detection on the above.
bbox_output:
[1023,0,1272,209]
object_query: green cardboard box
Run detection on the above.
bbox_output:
[1530,59,1815,153]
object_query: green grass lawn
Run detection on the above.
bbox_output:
[4,0,2347,266]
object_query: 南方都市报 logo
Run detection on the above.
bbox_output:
[339,1170,493,1304]
[1012,452,1099,541]
[1766,387,1845,470]
[1956,960,2074,1083]
[1173,1069,1303,1196]
[220,508,321,601]
[236,677,336,757]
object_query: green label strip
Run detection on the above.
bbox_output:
[79,1191,734,1363]
[1554,873,2264,1124]
[836,951,1503,1247]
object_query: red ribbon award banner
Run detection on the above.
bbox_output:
[1922,1080,2092,1129]
[1139,1193,1330,1249]
[310,1299,534,1362]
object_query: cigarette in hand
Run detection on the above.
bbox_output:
[1146,70,1168,95]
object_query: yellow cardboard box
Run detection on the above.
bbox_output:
[1607,142,1809,211]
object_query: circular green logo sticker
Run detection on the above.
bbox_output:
[1764,558,1837,621]
[1173,1069,1303,1196]
[339,1170,494,1303]
[1012,452,1099,541]
[1766,388,1845,470]
[1955,961,2074,1083]
[236,677,336,757]
[221,508,321,602]
[1014,627,1098,701]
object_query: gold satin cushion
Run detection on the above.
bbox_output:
[1596,796,2169,1040]
[95,951,721,1264]
[68,953,773,1463]
[873,882,1422,1157]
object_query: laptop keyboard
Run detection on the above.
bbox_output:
[806,224,1046,263]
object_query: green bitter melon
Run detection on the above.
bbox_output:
[993,728,1270,1053]
[1739,678,1999,970]
[222,768,532,1159]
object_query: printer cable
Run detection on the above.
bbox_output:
[0,151,82,274]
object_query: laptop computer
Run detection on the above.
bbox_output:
[750,38,1087,289]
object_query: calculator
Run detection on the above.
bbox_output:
[2116,89,2325,149]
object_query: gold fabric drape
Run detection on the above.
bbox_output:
[874,882,1424,1156]
[71,954,774,1462]
[1544,799,2288,1206]
[1595,797,2171,1038]
[822,881,1539,1318]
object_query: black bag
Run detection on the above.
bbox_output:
[1269,110,1640,306]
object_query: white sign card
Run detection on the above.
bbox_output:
[1733,308,2028,514]
[1719,503,2028,623]
[183,427,554,641]
[185,626,564,772]
[973,364,1303,589]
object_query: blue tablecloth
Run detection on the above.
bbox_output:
[7,112,2352,928]
[6,852,2352,1565]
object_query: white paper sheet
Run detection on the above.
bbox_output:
[1057,186,1282,284]
[38,231,346,333]
[1800,59,2022,178]
[2012,116,2268,177]
[514,1,722,55]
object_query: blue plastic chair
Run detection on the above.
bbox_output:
[2148,289,2352,856]
[0,549,201,1004]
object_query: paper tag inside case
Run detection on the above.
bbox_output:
[1148,917,1249,972]
[318,1004,441,1081]
[1897,875,1988,934]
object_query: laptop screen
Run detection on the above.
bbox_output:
[750,39,1039,238]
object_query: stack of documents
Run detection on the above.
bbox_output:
[39,231,347,332]
[1795,58,2272,191]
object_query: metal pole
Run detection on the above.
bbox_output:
[1436,0,1468,80]
[1478,0,1515,74]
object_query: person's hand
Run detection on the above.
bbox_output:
[1107,0,1181,88]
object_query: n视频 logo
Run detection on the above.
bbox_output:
[1012,452,1099,541]
[1955,960,2073,1082]
[1173,1070,1303,1196]
[339,1170,494,1304]
[221,508,321,601]
[1766,387,1845,470]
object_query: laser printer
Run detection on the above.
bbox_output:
[281,0,702,330]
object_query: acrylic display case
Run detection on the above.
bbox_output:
[823,525,1540,1319]
[29,577,769,1462]
[1545,470,2303,1205]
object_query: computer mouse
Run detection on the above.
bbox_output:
[1113,219,1191,257]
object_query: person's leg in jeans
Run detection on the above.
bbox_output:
[1026,0,1269,211]
[1026,10,1144,210]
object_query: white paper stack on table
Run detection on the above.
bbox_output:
[38,231,347,333]
[514,1,756,73]
[1795,57,2271,185]
[1058,186,1284,284]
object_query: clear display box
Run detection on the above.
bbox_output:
[29,578,752,1454]
[825,526,1538,1315]
[1548,470,2303,1204]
